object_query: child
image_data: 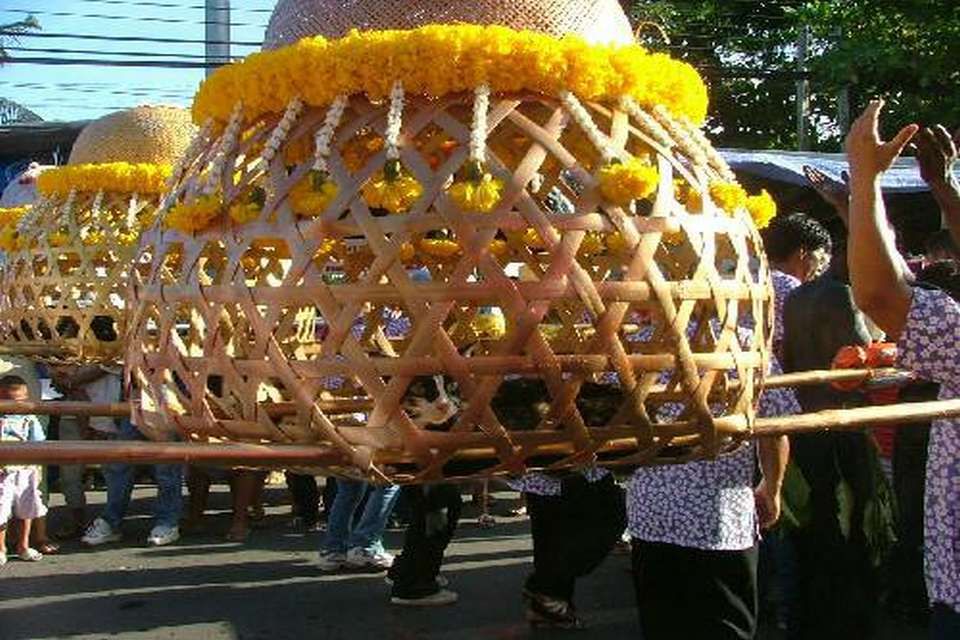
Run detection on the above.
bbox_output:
[0,375,48,565]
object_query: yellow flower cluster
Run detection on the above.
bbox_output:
[0,227,22,252]
[362,172,424,214]
[0,206,29,230]
[709,181,749,215]
[470,313,506,340]
[290,172,339,218]
[419,237,461,259]
[597,159,660,207]
[37,162,172,196]
[745,189,777,229]
[448,174,504,213]
[166,194,223,234]
[192,25,708,126]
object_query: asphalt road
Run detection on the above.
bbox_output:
[0,484,927,640]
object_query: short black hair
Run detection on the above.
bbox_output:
[0,375,28,389]
[918,261,960,302]
[924,229,959,260]
[762,213,832,263]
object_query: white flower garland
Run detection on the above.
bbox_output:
[561,91,615,163]
[679,116,736,181]
[384,81,405,161]
[619,97,674,150]
[205,101,244,195]
[652,105,708,169]
[470,84,491,164]
[314,94,349,173]
[260,96,304,167]
[90,189,104,219]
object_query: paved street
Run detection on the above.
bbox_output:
[0,484,926,640]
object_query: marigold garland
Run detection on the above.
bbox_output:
[448,173,504,213]
[0,227,21,252]
[37,162,172,196]
[0,206,30,229]
[192,25,709,126]
[166,194,223,234]
[597,158,660,207]
[419,238,461,259]
[745,189,777,229]
[470,313,506,340]
[290,171,339,218]
[362,163,424,214]
[709,181,748,215]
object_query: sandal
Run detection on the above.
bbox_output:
[36,541,60,555]
[18,548,43,562]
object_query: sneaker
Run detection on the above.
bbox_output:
[345,547,394,571]
[17,548,42,562]
[317,550,346,572]
[82,518,122,546]
[385,574,449,588]
[390,589,459,607]
[0,550,7,566]
[523,589,584,629]
[146,524,180,547]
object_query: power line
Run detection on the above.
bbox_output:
[3,30,262,47]
[1,8,267,29]
[4,56,217,69]
[74,0,274,14]
[4,45,219,60]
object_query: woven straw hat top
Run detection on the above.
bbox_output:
[68,105,196,166]
[264,0,635,49]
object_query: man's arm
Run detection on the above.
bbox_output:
[846,101,917,336]
[755,435,789,529]
[914,125,960,246]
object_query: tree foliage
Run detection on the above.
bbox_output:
[623,1,960,150]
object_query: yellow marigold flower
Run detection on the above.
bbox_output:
[578,231,604,257]
[290,171,339,218]
[0,227,21,252]
[709,181,748,215]
[362,163,423,214]
[165,193,223,234]
[674,179,703,213]
[448,173,504,213]
[597,159,659,207]
[228,187,266,224]
[48,229,71,248]
[745,189,777,230]
[521,228,546,250]
[37,162,172,195]
[192,25,709,127]
[399,242,416,263]
[606,231,630,256]
[470,313,506,340]
[117,229,140,246]
[488,239,509,258]
[419,238,461,259]
[0,206,30,229]
[82,229,105,247]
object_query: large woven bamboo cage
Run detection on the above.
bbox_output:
[128,0,778,482]
[0,106,196,364]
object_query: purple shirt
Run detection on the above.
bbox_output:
[897,287,960,612]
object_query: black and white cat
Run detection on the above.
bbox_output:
[400,375,461,428]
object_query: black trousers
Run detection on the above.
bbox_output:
[931,604,960,640]
[633,540,758,640]
[525,474,626,603]
[891,423,930,611]
[389,483,462,598]
[285,472,320,525]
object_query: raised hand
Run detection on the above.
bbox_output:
[913,124,959,188]
[845,100,919,182]
[804,165,850,220]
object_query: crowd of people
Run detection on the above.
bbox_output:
[1,102,959,639]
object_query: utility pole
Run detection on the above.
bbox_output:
[796,25,811,151]
[205,0,230,76]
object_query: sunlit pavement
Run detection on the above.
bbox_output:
[0,485,926,640]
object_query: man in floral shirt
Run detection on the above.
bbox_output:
[845,100,959,638]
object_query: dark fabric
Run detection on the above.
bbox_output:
[632,540,758,640]
[890,383,936,614]
[322,477,337,521]
[524,474,626,602]
[389,483,462,598]
[930,604,960,640]
[285,472,320,526]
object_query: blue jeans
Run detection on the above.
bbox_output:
[322,479,399,554]
[101,419,183,529]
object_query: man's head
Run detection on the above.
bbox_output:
[762,213,833,282]
[918,260,960,302]
[924,229,960,264]
[0,375,29,401]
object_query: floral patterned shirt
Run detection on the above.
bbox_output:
[772,270,801,360]
[897,287,960,612]
[508,466,610,497]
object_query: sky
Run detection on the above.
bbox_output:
[0,0,276,122]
